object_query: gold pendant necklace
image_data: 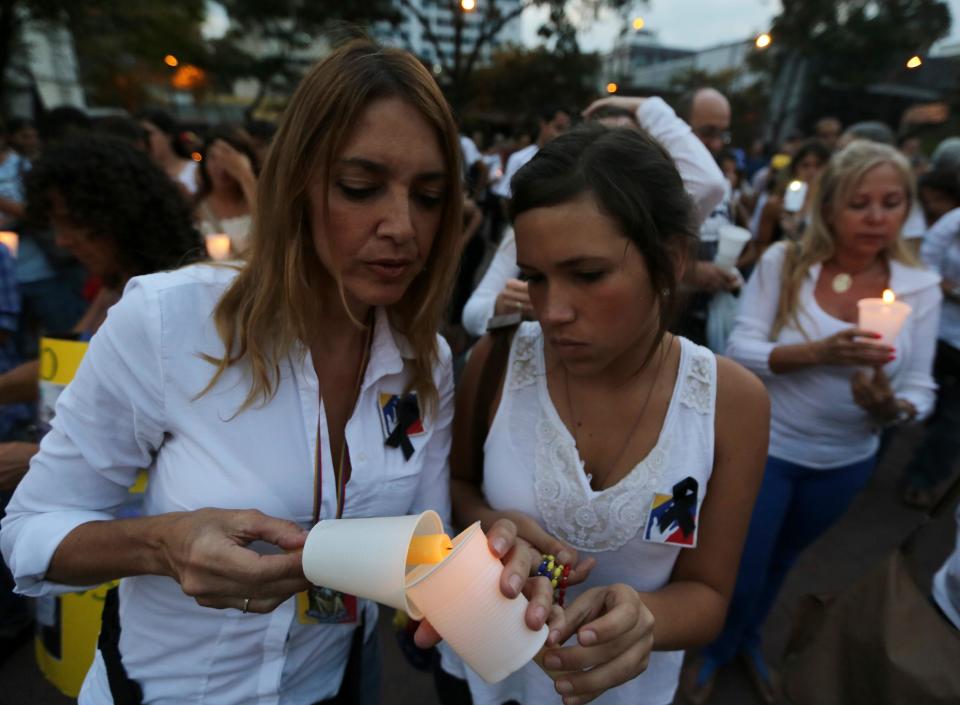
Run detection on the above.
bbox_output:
[831,273,852,293]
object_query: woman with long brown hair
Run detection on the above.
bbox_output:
[2,40,554,704]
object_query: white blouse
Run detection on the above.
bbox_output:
[920,206,960,350]
[440,324,718,705]
[1,264,454,705]
[727,242,941,468]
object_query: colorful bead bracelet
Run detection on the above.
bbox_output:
[536,554,571,607]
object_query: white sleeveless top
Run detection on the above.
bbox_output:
[439,323,717,705]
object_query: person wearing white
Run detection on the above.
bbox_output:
[3,267,454,704]
[490,107,570,200]
[2,43,557,705]
[461,96,727,337]
[898,206,960,505]
[445,125,768,705]
[933,503,960,630]
[689,140,942,704]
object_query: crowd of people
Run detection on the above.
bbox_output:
[0,37,957,705]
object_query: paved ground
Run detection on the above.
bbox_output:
[2,424,957,705]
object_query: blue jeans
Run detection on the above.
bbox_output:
[701,453,877,666]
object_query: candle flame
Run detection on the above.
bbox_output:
[788,180,803,191]
[882,289,895,304]
[407,534,453,564]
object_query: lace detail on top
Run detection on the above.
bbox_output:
[508,326,539,390]
[534,413,671,551]
[679,350,714,415]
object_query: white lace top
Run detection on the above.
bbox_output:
[439,323,717,705]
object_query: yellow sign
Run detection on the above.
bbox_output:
[34,337,147,697]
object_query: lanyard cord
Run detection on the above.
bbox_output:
[312,317,374,525]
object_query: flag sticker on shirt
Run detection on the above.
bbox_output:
[643,477,699,547]
[379,392,425,461]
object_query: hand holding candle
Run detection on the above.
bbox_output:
[857,289,912,347]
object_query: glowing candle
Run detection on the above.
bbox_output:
[205,233,231,261]
[406,533,452,564]
[0,231,18,257]
[857,289,912,346]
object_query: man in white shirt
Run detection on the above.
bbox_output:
[675,88,741,345]
[491,106,571,200]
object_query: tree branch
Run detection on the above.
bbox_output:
[395,0,448,71]
[463,0,528,81]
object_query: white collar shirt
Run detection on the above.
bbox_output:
[1,264,454,705]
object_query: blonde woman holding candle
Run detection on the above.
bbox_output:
[685,140,943,704]
[2,41,554,705]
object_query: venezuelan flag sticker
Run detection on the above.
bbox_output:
[643,477,699,548]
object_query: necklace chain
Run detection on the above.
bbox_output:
[563,339,668,491]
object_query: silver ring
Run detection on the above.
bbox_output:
[242,597,251,614]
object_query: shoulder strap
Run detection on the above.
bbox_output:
[470,324,518,483]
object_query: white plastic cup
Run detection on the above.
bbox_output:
[714,225,751,271]
[857,298,913,346]
[405,522,548,683]
[301,510,443,618]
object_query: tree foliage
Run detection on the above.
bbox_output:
[768,0,951,84]
[464,45,599,121]
[209,0,400,116]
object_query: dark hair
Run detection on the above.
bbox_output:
[25,136,205,287]
[844,120,895,146]
[196,125,260,200]
[538,105,569,124]
[918,168,960,203]
[38,106,91,143]
[137,109,191,158]
[509,124,697,349]
[6,117,33,134]
[790,139,831,175]
[95,116,150,150]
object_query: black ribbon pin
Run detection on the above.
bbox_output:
[384,393,421,461]
[657,476,698,538]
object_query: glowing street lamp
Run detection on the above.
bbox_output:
[164,54,179,67]
[755,33,772,49]
[460,0,476,11]
[606,82,618,94]
[632,17,645,30]
[906,55,923,69]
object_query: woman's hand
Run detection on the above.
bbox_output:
[413,517,562,648]
[538,584,655,704]
[851,366,916,423]
[208,140,256,192]
[815,328,893,367]
[158,508,310,614]
[494,278,534,318]
[499,509,596,588]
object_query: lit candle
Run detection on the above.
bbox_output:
[857,289,912,346]
[406,533,453,565]
[405,522,549,683]
[0,231,18,257]
[205,233,231,261]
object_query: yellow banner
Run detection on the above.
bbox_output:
[38,337,89,387]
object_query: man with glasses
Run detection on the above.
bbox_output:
[676,87,740,347]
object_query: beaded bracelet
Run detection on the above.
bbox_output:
[536,554,572,607]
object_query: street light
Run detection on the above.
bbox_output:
[906,55,923,69]
[632,17,645,30]
[755,33,772,49]
[164,54,179,67]
[461,0,476,11]
[606,82,618,94]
